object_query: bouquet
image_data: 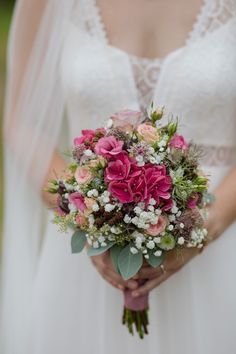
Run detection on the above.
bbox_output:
[47,106,210,338]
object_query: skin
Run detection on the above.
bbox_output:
[42,0,236,295]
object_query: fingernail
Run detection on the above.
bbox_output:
[118,285,124,290]
[132,274,139,280]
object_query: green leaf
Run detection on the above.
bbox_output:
[71,229,87,254]
[87,241,115,257]
[147,251,165,268]
[118,244,143,280]
[110,245,123,274]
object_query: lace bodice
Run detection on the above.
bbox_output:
[61,0,236,168]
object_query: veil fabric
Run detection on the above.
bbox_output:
[1,0,75,352]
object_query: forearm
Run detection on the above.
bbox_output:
[41,150,67,208]
[207,166,236,242]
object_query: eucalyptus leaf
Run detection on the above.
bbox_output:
[71,229,87,254]
[87,241,115,257]
[118,244,143,280]
[147,251,165,268]
[110,245,123,274]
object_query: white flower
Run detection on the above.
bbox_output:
[92,189,99,197]
[105,203,115,212]
[154,250,162,257]
[171,205,179,214]
[159,147,164,152]
[179,222,185,229]
[177,237,185,245]
[134,206,142,215]
[148,205,155,212]
[87,190,94,198]
[149,198,156,206]
[148,147,155,154]
[124,215,132,223]
[98,236,105,243]
[169,215,176,222]
[68,203,77,212]
[149,156,157,164]
[106,118,113,128]
[176,211,182,217]
[92,203,99,212]
[154,237,161,244]
[101,242,107,247]
[155,209,162,216]
[64,193,69,199]
[93,241,99,248]
[103,196,110,203]
[144,254,149,259]
[131,216,139,225]
[84,149,93,156]
[168,224,174,231]
[130,247,138,255]
[136,155,144,162]
[110,226,122,234]
[146,241,155,249]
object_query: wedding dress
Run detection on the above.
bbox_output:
[1,0,236,353]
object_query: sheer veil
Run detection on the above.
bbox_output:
[1,0,75,352]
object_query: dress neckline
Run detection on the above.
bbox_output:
[90,0,209,62]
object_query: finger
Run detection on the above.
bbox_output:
[132,273,169,297]
[105,269,138,290]
[137,266,162,280]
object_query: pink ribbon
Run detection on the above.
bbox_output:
[123,280,149,311]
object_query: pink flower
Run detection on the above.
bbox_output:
[55,207,67,217]
[69,192,86,212]
[144,165,172,209]
[105,153,132,181]
[111,110,143,131]
[108,181,133,203]
[187,193,200,209]
[137,124,160,144]
[169,134,188,150]
[146,216,168,236]
[76,214,87,227]
[95,136,124,158]
[74,130,95,146]
[75,166,93,184]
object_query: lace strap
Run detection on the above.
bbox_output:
[187,0,236,44]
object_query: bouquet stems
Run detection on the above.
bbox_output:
[122,279,149,339]
[122,307,149,339]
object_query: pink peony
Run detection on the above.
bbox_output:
[95,136,124,158]
[146,215,168,236]
[111,109,143,131]
[108,181,133,203]
[137,124,160,144]
[74,130,95,146]
[69,192,86,212]
[169,134,188,150]
[75,166,93,184]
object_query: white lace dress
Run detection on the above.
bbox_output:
[30,0,236,353]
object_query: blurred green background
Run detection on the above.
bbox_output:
[0,1,15,248]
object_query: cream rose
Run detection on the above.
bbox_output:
[75,166,93,184]
[137,124,160,144]
[146,215,168,236]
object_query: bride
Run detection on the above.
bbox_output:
[1,0,236,353]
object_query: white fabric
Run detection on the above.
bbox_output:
[1,0,236,353]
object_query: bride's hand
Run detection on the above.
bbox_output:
[130,204,222,298]
[130,247,200,297]
[90,251,138,291]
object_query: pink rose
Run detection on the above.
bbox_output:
[137,124,160,144]
[169,134,188,150]
[111,110,143,131]
[108,181,133,203]
[105,153,132,181]
[95,136,124,158]
[76,214,87,227]
[74,130,95,146]
[187,193,200,209]
[75,166,93,184]
[69,192,86,212]
[146,216,168,236]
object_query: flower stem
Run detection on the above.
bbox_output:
[122,307,149,339]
